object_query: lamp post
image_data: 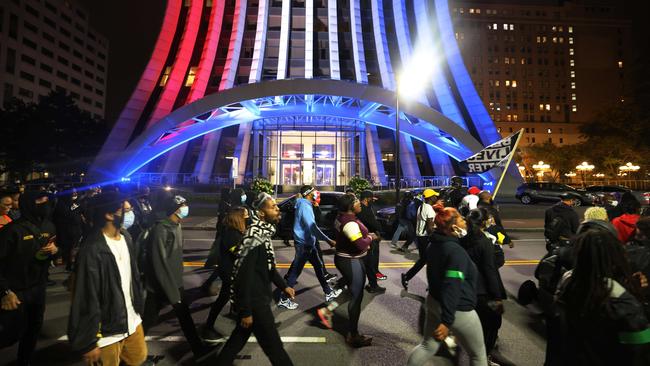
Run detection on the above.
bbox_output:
[619,162,640,177]
[575,161,594,187]
[532,161,550,182]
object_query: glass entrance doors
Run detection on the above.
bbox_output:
[281,162,301,185]
[315,163,335,185]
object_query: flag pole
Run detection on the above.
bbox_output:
[492,128,524,199]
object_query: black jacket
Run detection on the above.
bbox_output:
[544,202,580,239]
[477,200,503,228]
[0,192,56,294]
[68,229,144,354]
[358,203,381,234]
[426,233,479,326]
[461,234,505,300]
[218,227,243,277]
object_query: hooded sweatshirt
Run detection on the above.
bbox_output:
[0,191,56,294]
[293,197,331,247]
[146,217,184,304]
[544,201,580,239]
[613,214,640,243]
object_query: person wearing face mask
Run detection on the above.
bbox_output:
[141,193,208,359]
[67,192,147,366]
[0,191,57,365]
[53,189,84,271]
[407,204,486,366]
[401,189,439,291]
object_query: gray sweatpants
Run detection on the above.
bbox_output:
[407,295,487,366]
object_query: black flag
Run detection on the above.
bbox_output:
[458,130,522,173]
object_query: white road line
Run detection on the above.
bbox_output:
[57,335,326,343]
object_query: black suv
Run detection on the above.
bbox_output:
[276,191,344,242]
[515,183,594,206]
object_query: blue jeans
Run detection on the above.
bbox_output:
[283,244,332,298]
[391,219,415,248]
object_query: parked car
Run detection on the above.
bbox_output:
[583,185,631,205]
[515,182,594,206]
[275,191,344,242]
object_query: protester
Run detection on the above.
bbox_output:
[279,185,340,310]
[626,217,650,300]
[401,189,439,291]
[129,186,154,240]
[612,196,641,243]
[0,191,57,365]
[555,228,650,365]
[0,191,13,229]
[6,187,21,221]
[407,205,486,366]
[582,206,606,221]
[142,193,206,358]
[215,193,295,365]
[357,190,387,292]
[477,190,504,228]
[461,209,506,365]
[543,193,579,249]
[459,186,481,216]
[67,192,147,366]
[53,189,84,271]
[202,206,249,341]
[607,191,639,220]
[327,193,377,347]
[390,191,416,251]
[312,190,337,282]
[443,176,468,209]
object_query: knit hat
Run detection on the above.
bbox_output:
[163,193,187,216]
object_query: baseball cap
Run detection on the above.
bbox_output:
[359,190,376,200]
[423,189,440,199]
[468,186,481,195]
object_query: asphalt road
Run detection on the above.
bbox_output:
[1,226,552,366]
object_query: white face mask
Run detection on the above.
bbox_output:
[454,226,468,238]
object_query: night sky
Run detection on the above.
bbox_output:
[78,0,649,126]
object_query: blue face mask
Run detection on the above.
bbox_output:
[177,205,189,219]
[241,195,247,204]
[122,211,135,230]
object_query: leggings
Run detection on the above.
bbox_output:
[475,295,503,355]
[205,268,232,329]
[404,236,429,281]
[364,240,380,287]
[407,295,487,366]
[334,255,366,335]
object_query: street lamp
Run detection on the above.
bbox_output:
[575,161,594,187]
[593,173,605,178]
[532,161,550,181]
[516,163,526,178]
[564,171,577,178]
[619,162,640,176]
[395,44,438,203]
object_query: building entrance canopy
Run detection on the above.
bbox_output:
[94,79,492,182]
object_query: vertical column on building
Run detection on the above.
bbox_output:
[328,0,341,79]
[195,0,249,183]
[349,0,385,184]
[277,0,292,79]
[305,0,314,79]
[91,0,182,177]
[370,0,420,181]
[164,0,227,174]
[233,0,270,184]
[392,0,454,177]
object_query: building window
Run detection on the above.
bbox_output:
[41,47,54,58]
[21,54,36,66]
[571,93,576,101]
[618,61,623,68]
[39,79,52,88]
[569,37,574,44]
[19,88,34,99]
[547,128,552,134]
[570,70,576,78]
[559,138,563,144]
[571,82,576,89]
[570,59,575,67]
[572,105,577,112]
[9,13,18,39]
[185,67,198,87]
[23,37,37,49]
[20,71,35,83]
[568,26,573,33]
[6,48,16,74]
[159,66,172,87]
[40,63,53,73]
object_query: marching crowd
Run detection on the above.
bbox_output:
[0,178,649,366]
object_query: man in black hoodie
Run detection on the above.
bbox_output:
[216,193,295,365]
[544,193,579,247]
[0,191,57,365]
[67,192,147,366]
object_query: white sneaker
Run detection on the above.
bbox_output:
[278,298,299,310]
[488,357,501,366]
[325,288,343,302]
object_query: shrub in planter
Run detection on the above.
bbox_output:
[348,176,372,196]
[250,176,274,195]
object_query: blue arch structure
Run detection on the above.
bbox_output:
[94,79,518,190]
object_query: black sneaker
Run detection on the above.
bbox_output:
[401,273,409,291]
[365,285,386,294]
[201,326,222,343]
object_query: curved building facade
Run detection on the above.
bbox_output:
[94,0,513,190]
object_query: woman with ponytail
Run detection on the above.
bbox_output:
[407,205,487,366]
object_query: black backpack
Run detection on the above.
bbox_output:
[545,215,568,244]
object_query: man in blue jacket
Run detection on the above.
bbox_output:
[278,185,341,310]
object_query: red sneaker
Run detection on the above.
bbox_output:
[376,272,387,280]
[317,307,333,329]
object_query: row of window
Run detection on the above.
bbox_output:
[3,81,103,110]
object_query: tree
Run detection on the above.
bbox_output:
[0,91,108,180]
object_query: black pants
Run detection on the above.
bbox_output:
[205,268,232,329]
[10,285,46,366]
[364,240,380,287]
[334,255,366,335]
[404,236,429,281]
[315,241,332,275]
[475,295,503,355]
[142,290,204,356]
[284,244,331,296]
[215,304,293,365]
